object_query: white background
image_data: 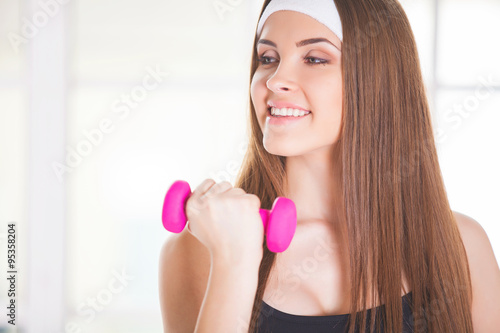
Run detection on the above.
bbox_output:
[0,0,499,332]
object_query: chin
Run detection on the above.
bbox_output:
[263,140,304,157]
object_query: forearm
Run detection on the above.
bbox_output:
[194,256,261,333]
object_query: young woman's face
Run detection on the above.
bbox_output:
[250,10,343,157]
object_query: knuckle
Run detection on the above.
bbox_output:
[232,187,246,195]
[188,193,210,211]
[203,194,216,206]
[219,180,233,187]
[199,179,214,189]
[209,181,224,191]
[213,182,224,190]
[246,194,261,208]
[194,178,214,194]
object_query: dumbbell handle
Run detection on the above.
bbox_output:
[162,180,296,252]
[259,209,271,232]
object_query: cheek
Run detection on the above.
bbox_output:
[250,77,257,106]
[310,78,343,131]
[250,74,266,132]
[326,93,343,126]
[250,72,268,115]
[325,75,343,110]
[312,79,342,113]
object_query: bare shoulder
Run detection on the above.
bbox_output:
[158,230,211,333]
[452,211,500,331]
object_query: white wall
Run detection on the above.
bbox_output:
[0,0,498,332]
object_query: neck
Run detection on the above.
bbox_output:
[283,142,343,227]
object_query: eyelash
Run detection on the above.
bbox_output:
[257,55,328,66]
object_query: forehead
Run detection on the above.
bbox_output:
[259,10,342,48]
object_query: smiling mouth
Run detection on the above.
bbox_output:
[267,106,312,118]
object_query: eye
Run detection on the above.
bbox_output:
[305,56,328,65]
[257,56,276,65]
[257,55,329,66]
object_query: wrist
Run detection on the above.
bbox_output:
[210,249,263,272]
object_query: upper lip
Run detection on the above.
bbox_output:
[267,101,311,112]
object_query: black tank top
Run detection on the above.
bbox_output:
[256,291,414,333]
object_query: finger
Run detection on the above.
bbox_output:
[192,178,216,198]
[203,181,233,198]
[188,179,216,207]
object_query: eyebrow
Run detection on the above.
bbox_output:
[257,37,341,52]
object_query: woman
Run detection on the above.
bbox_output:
[159,0,500,332]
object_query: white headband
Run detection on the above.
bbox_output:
[256,0,343,41]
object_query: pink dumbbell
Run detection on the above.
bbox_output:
[162,180,297,253]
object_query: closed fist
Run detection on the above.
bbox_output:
[185,179,264,263]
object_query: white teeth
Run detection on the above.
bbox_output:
[270,107,310,117]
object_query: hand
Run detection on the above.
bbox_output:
[185,179,264,264]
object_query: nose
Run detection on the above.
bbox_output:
[266,62,298,93]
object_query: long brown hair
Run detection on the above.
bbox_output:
[234,0,473,332]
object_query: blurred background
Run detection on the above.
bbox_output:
[0,0,499,332]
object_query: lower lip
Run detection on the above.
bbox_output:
[266,109,311,126]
